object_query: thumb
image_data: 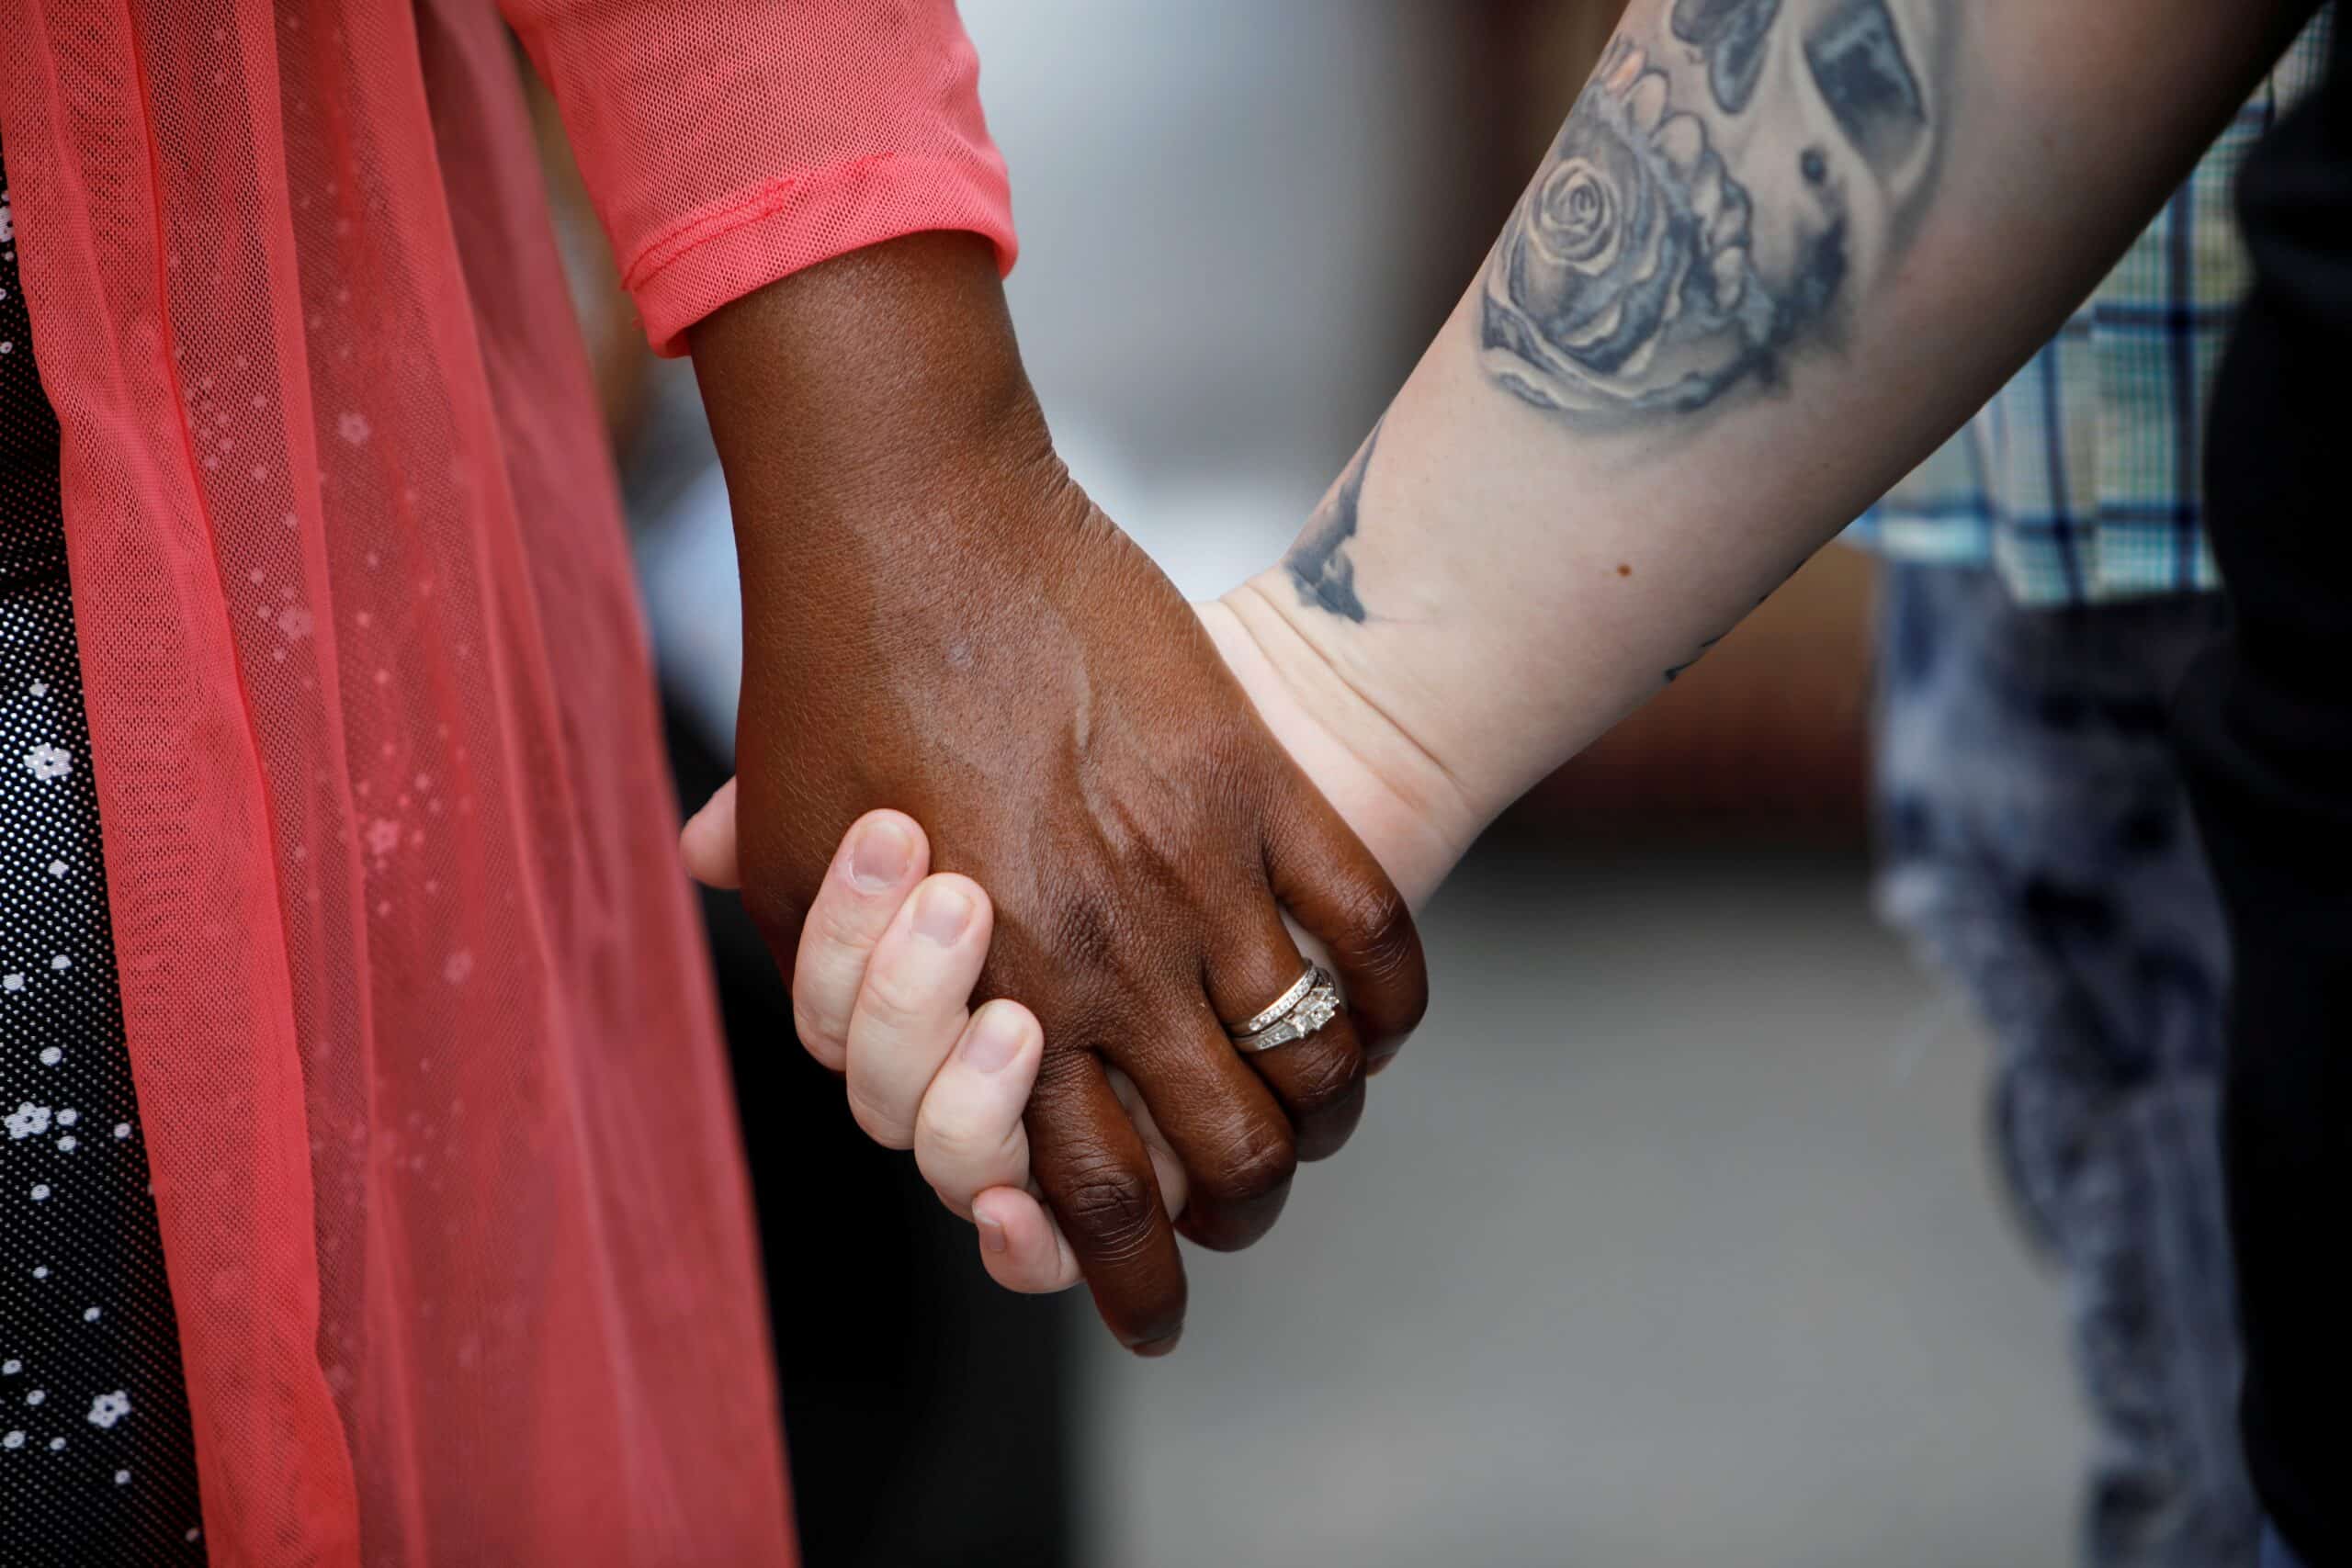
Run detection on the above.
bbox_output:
[680,776,742,890]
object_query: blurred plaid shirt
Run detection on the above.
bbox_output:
[1845,12,2335,606]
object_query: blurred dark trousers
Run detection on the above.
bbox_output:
[2262,1526,2312,1568]
[661,695,1073,1568]
[1869,563,2255,1568]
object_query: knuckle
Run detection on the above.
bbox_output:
[1046,883,1134,980]
[812,886,885,949]
[1340,879,1412,955]
[1341,888,1429,1030]
[1283,1041,1364,1115]
[1058,1160,1163,1259]
[917,1100,1018,1180]
[854,967,937,1035]
[790,999,848,1068]
[843,1083,914,1150]
[1202,1120,1297,1201]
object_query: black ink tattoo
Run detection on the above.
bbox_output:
[1285,423,1381,623]
[1480,0,1942,423]
[1670,0,1781,115]
[1664,634,1724,683]
[1804,0,1929,176]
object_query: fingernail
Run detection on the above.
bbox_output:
[914,880,974,944]
[962,1004,1026,1075]
[850,818,913,891]
[977,1214,1009,1256]
[1133,1329,1182,1359]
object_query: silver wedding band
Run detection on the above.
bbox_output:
[1227,964,1341,1055]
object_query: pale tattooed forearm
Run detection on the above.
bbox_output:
[1285,422,1381,623]
[1283,0,1943,627]
[1481,0,1943,423]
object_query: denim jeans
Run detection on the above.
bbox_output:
[1871,563,2254,1567]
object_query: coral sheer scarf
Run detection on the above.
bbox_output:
[0,0,1010,1562]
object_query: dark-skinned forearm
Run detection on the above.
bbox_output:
[689,231,1071,604]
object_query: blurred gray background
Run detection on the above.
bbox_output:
[1069,840,2082,1568]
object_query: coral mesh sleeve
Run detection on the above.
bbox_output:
[3,0,799,1557]
[503,0,1017,355]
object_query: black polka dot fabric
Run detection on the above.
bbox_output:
[1,143,207,1567]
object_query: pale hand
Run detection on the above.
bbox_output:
[679,597,1468,1292]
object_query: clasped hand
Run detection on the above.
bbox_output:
[685,233,1429,1352]
[710,528,1433,1357]
[685,561,1425,1354]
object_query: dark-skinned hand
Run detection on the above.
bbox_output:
[688,232,1426,1353]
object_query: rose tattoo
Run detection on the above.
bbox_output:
[1275,0,1947,632]
[1672,0,1783,114]
[1480,41,1778,419]
[1480,2,1941,426]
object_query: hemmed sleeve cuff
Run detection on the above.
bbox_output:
[622,152,1018,358]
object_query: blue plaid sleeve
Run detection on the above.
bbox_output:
[1845,9,2334,607]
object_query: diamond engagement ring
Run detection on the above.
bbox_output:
[1228,964,1341,1055]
